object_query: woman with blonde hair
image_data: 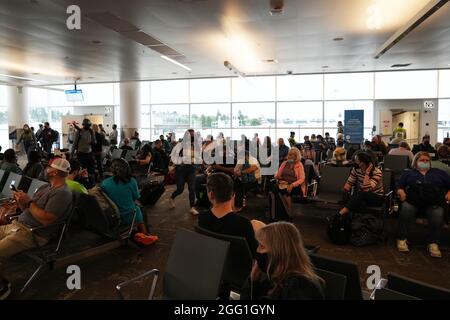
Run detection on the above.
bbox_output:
[274,147,306,214]
[245,222,324,300]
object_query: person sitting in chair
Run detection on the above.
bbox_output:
[0,158,73,300]
[274,148,306,214]
[339,152,384,217]
[198,173,262,256]
[396,152,450,258]
[101,159,158,246]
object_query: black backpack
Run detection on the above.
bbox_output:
[327,213,351,245]
[349,214,384,247]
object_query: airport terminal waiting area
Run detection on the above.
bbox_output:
[0,140,450,301]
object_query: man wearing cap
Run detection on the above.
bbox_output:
[0,158,73,299]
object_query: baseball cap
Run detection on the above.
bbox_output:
[50,158,71,173]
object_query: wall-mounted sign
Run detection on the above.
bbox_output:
[105,106,113,113]
[424,101,435,109]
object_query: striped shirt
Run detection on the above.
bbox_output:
[346,167,384,196]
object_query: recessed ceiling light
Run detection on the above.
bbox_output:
[172,72,178,75]
[322,65,329,69]
[333,37,344,41]
[91,40,102,45]
[32,72,40,75]
[262,59,278,63]
[88,76,95,79]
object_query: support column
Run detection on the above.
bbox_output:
[7,86,29,147]
[120,81,140,140]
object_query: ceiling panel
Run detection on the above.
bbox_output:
[0,0,448,86]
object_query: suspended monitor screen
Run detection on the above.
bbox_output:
[65,89,84,102]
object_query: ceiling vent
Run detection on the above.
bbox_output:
[86,11,186,60]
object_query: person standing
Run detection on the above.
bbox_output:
[109,124,118,147]
[71,119,96,183]
[16,124,36,159]
[288,132,297,147]
[392,122,407,140]
[92,124,105,180]
[41,122,57,158]
[169,129,201,215]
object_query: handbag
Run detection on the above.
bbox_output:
[0,200,20,225]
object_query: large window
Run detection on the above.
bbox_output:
[190,78,230,103]
[150,80,189,104]
[232,77,275,102]
[375,70,438,99]
[277,75,323,101]
[439,70,450,98]
[325,73,374,100]
[438,99,450,142]
[324,101,374,139]
[0,86,7,148]
[231,103,275,128]
[190,103,231,129]
[277,102,323,129]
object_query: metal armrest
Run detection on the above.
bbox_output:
[369,278,388,300]
[120,209,137,240]
[26,220,66,233]
[116,268,159,300]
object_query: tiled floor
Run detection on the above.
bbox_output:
[5,185,450,299]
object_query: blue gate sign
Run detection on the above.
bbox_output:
[344,110,364,143]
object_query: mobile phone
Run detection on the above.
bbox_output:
[10,184,18,192]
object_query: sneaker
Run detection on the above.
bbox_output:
[428,243,442,258]
[0,278,12,300]
[133,233,159,246]
[189,207,199,215]
[397,239,409,252]
[169,198,175,208]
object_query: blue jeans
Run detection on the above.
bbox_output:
[171,165,196,207]
[397,201,445,244]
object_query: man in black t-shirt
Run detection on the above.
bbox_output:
[198,172,262,256]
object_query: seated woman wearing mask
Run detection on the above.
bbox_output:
[339,152,384,217]
[274,148,306,214]
[243,222,325,300]
[396,152,450,258]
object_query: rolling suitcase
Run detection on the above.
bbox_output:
[139,180,165,206]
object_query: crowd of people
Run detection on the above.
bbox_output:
[0,119,450,300]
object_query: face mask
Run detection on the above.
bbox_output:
[255,252,269,272]
[287,159,294,164]
[417,161,430,170]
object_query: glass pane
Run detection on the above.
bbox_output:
[114,83,121,105]
[277,74,323,101]
[75,83,115,106]
[140,105,150,128]
[0,129,9,150]
[28,88,48,107]
[29,107,49,128]
[232,76,275,102]
[190,104,231,128]
[0,107,7,129]
[190,78,230,103]
[231,128,276,141]
[324,101,374,140]
[49,107,74,130]
[140,128,151,141]
[140,82,150,104]
[0,85,6,106]
[47,88,67,107]
[277,102,323,128]
[439,70,450,98]
[375,71,438,99]
[151,104,189,137]
[231,103,275,128]
[150,80,189,104]
[151,127,188,142]
[438,99,450,141]
[325,73,374,100]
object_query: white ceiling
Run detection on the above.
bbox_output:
[0,0,449,86]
